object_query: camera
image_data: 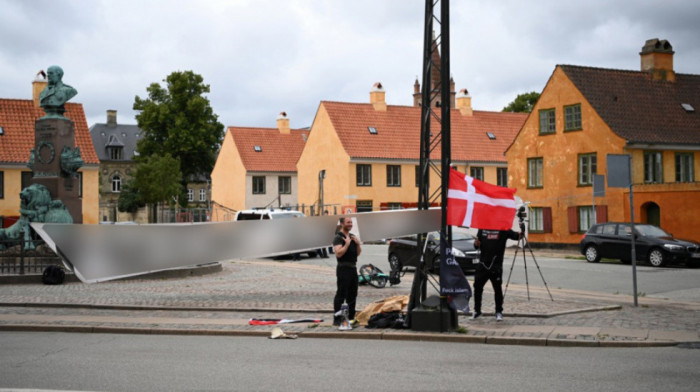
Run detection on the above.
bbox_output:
[517,206,527,221]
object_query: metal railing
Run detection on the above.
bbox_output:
[0,238,62,275]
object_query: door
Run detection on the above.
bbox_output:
[646,202,660,227]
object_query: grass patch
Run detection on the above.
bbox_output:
[456,326,468,334]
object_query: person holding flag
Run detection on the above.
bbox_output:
[446,168,521,321]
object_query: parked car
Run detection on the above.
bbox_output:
[388,231,480,274]
[235,209,319,259]
[580,222,700,267]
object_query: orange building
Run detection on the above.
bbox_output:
[210,112,309,220]
[0,74,100,224]
[506,39,700,245]
[297,83,527,214]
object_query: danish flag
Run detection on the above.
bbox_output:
[447,168,517,230]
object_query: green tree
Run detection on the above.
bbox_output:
[133,70,224,184]
[132,154,183,207]
[117,181,145,213]
[502,91,541,113]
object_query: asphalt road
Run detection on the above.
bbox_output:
[303,244,700,302]
[1,332,698,392]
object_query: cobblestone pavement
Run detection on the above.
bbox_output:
[1,259,698,347]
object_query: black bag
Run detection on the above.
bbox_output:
[42,265,65,285]
[389,269,401,286]
[366,311,405,329]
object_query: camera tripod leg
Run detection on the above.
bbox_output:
[503,244,520,299]
[521,238,530,300]
[524,238,554,301]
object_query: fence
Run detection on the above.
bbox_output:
[0,238,63,275]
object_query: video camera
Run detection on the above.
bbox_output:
[517,206,527,232]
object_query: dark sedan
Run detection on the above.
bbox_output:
[388,231,480,274]
[580,222,700,267]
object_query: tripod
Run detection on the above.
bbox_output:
[504,220,554,301]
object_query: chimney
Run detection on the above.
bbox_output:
[370,82,386,111]
[456,89,472,116]
[640,38,675,82]
[32,70,48,108]
[277,111,290,134]
[107,110,117,127]
[449,77,456,108]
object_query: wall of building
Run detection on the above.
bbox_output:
[0,167,23,217]
[244,172,298,210]
[297,104,351,213]
[211,131,246,217]
[80,166,100,224]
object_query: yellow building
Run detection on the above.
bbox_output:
[0,74,100,224]
[210,112,309,220]
[297,83,527,213]
[506,38,700,244]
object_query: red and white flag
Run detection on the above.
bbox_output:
[447,168,517,230]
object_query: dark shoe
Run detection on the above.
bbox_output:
[332,316,341,326]
[470,311,481,320]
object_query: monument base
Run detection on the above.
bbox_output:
[410,296,458,332]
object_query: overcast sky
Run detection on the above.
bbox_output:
[2,0,699,130]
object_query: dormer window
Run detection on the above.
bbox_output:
[368,127,378,134]
[681,103,695,112]
[108,146,123,160]
[254,146,262,152]
[486,132,496,140]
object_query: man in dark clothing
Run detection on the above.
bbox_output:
[472,229,521,321]
[332,216,362,326]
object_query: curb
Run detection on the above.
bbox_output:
[0,324,686,348]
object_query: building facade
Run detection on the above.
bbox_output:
[506,39,700,244]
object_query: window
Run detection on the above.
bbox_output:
[387,165,401,187]
[111,174,121,193]
[108,146,123,160]
[486,132,496,140]
[539,109,555,134]
[564,104,582,131]
[254,146,262,152]
[356,164,371,186]
[644,152,663,183]
[252,176,266,194]
[368,127,378,134]
[602,224,616,235]
[578,206,594,232]
[675,153,694,183]
[199,188,207,202]
[470,166,484,181]
[529,207,543,232]
[356,200,373,213]
[0,171,3,198]
[415,165,421,187]
[187,188,194,202]
[78,172,83,197]
[527,158,543,188]
[578,153,597,185]
[278,176,291,194]
[497,167,508,187]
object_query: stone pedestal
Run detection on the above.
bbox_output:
[33,118,82,223]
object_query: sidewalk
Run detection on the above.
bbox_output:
[1,259,698,347]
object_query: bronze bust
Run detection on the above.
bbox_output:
[40,65,78,118]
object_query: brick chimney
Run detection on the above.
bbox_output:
[456,89,472,116]
[32,70,48,108]
[370,82,387,111]
[107,110,118,127]
[413,78,421,107]
[277,111,290,134]
[640,38,675,82]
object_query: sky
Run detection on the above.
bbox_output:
[2,0,699,130]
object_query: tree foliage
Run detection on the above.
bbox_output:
[133,70,224,181]
[502,91,541,113]
[132,154,183,205]
[117,181,145,213]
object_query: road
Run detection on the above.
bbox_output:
[302,244,700,302]
[1,332,698,392]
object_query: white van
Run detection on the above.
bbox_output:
[234,209,318,259]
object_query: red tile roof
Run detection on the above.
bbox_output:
[0,99,99,165]
[322,101,527,162]
[230,127,309,172]
[561,65,700,145]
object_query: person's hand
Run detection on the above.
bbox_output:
[351,235,361,244]
[474,239,480,247]
[344,235,352,247]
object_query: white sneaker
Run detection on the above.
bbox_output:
[495,313,503,322]
[470,311,481,320]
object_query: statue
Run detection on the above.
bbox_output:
[0,184,73,250]
[39,65,78,119]
[60,146,84,177]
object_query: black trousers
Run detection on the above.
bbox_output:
[473,265,504,314]
[334,266,358,319]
